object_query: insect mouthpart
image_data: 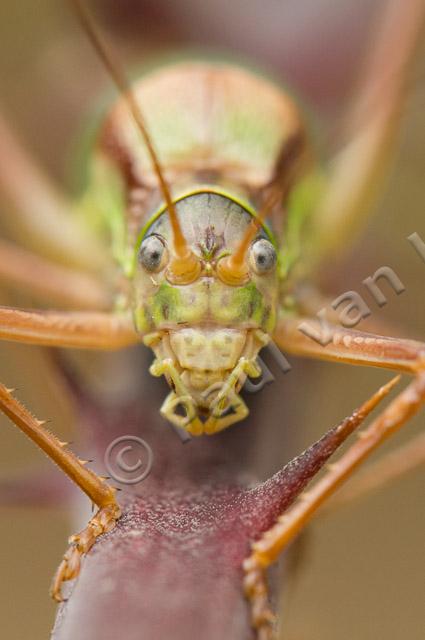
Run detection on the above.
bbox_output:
[145,326,269,436]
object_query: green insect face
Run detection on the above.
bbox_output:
[131,191,278,335]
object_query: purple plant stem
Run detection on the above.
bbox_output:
[49,349,371,640]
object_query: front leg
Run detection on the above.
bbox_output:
[274,315,425,374]
[0,306,138,350]
[0,384,121,601]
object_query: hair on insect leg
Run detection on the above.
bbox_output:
[0,384,121,601]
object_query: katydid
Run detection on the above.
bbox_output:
[0,1,425,638]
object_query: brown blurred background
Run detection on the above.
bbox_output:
[0,1,424,639]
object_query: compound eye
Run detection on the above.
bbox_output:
[138,235,168,273]
[249,238,277,275]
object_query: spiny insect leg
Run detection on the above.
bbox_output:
[323,429,425,514]
[243,374,425,638]
[0,238,111,310]
[0,384,121,601]
[0,306,138,350]
[51,503,120,602]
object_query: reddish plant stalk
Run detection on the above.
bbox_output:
[47,350,373,640]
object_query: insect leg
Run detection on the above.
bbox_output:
[0,306,138,349]
[274,316,425,373]
[243,373,425,638]
[323,429,425,514]
[0,384,121,601]
[0,238,111,310]
[275,316,425,492]
[0,112,107,273]
[307,0,425,271]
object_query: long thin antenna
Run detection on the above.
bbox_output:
[70,0,200,283]
[217,189,280,285]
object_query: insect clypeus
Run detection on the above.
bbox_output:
[0,1,425,639]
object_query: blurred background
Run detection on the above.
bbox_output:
[0,1,424,639]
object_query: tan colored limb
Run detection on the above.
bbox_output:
[243,373,425,638]
[0,111,107,272]
[0,384,121,601]
[0,238,112,310]
[51,503,120,601]
[308,0,425,269]
[243,377,398,638]
[274,316,425,373]
[0,384,114,505]
[0,306,138,350]
[324,430,425,512]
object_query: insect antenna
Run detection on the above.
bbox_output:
[217,189,281,285]
[69,0,200,284]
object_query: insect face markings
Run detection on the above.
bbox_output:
[133,191,279,434]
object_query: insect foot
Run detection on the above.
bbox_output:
[243,556,276,640]
[0,384,123,600]
[50,502,121,602]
